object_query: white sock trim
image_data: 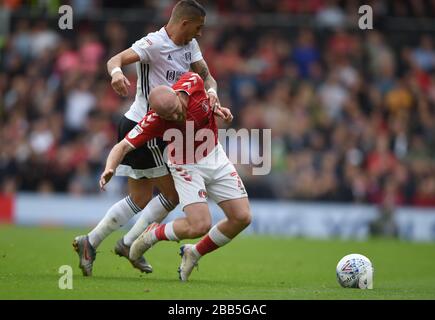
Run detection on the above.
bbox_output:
[164,221,179,241]
[158,193,176,212]
[123,196,170,246]
[190,245,201,258]
[125,195,142,214]
[208,224,231,247]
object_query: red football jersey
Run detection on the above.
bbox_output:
[124,72,218,164]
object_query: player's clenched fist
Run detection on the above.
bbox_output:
[111,72,131,97]
[214,106,233,123]
[99,169,114,191]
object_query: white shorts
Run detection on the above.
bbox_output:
[168,143,248,210]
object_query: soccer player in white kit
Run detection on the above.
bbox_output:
[73,0,222,276]
[99,72,252,281]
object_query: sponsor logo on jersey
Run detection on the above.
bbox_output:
[166,70,185,82]
[128,125,144,139]
[166,70,175,81]
[185,52,191,62]
[175,71,184,81]
[166,70,176,81]
[198,189,208,198]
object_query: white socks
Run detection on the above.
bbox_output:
[163,221,179,241]
[192,224,231,257]
[123,194,175,246]
[88,195,141,248]
[208,224,231,247]
[148,221,179,243]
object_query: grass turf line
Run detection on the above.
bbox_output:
[1,225,435,299]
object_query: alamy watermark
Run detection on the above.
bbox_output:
[58,265,73,290]
[358,5,373,30]
[144,121,272,175]
[57,4,373,31]
[219,128,271,175]
[58,5,73,30]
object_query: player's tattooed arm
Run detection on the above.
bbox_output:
[191,59,217,91]
[191,59,221,108]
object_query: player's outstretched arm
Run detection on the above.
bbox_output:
[99,140,134,191]
[107,48,140,97]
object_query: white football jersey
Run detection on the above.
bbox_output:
[126,27,203,122]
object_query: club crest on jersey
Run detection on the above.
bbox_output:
[185,52,191,62]
[198,189,208,199]
[128,125,143,139]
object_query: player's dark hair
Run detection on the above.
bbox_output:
[172,0,206,21]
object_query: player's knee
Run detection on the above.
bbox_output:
[189,221,211,238]
[233,210,252,228]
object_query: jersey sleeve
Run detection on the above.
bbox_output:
[124,112,167,148]
[173,72,204,96]
[131,34,159,63]
[190,39,203,63]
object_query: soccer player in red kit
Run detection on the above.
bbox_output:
[99,72,252,281]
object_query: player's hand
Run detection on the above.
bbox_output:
[207,89,221,110]
[214,106,233,123]
[99,169,114,191]
[111,72,131,97]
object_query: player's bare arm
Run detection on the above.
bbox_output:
[107,48,141,97]
[190,59,221,108]
[99,140,134,190]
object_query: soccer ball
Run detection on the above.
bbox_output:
[336,253,374,289]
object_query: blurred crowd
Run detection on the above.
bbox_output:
[1,0,435,208]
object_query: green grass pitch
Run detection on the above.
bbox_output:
[1,225,435,300]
